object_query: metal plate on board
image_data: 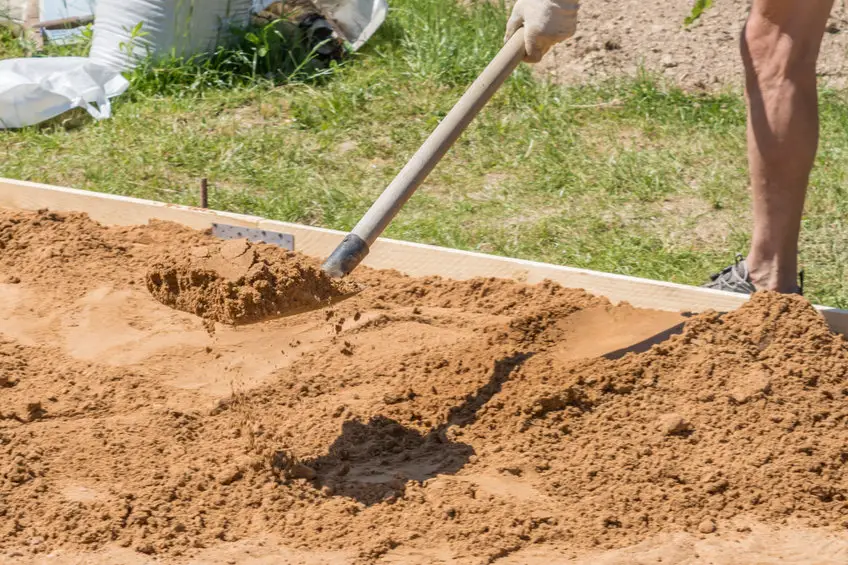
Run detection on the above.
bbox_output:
[211,223,295,251]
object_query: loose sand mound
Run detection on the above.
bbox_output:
[1,209,847,564]
[146,239,358,327]
[539,0,848,90]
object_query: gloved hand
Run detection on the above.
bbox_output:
[505,0,579,63]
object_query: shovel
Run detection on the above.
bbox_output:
[321,28,527,278]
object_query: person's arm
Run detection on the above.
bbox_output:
[504,0,579,63]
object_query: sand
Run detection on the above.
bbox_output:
[146,239,358,330]
[1,208,847,564]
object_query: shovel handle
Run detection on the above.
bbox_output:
[351,28,526,246]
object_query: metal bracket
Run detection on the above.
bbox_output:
[211,223,295,251]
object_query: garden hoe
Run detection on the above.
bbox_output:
[321,29,527,278]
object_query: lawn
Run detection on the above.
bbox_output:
[2,0,847,308]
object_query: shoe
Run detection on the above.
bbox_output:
[703,254,756,294]
[703,254,804,295]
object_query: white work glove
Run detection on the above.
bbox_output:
[505,0,579,63]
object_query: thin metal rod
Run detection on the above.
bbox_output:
[200,178,208,209]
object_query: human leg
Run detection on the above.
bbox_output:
[741,0,833,292]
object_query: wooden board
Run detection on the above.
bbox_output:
[2,176,846,334]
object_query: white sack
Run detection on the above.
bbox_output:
[0,0,29,23]
[90,0,254,71]
[0,57,129,129]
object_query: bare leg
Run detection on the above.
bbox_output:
[742,0,833,292]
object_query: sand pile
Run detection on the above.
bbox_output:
[146,239,358,327]
[467,294,848,540]
[0,208,846,564]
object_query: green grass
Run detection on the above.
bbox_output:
[1,0,847,308]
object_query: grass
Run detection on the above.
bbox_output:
[1,0,847,308]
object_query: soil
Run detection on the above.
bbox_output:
[145,239,359,329]
[538,0,848,91]
[1,208,847,564]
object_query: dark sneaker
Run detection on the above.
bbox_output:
[703,254,805,295]
[703,254,757,294]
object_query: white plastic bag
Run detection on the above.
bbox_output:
[90,0,254,71]
[252,0,387,51]
[312,0,387,51]
[0,57,129,129]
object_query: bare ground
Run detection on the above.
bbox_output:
[537,0,848,90]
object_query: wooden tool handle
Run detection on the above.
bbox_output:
[350,28,526,246]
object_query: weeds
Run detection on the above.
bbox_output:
[126,17,340,97]
[0,19,91,58]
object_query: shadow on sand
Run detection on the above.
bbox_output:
[601,321,688,360]
[296,353,532,505]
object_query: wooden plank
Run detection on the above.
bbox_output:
[26,0,38,26]
[0,178,261,230]
[33,14,94,30]
[258,218,754,310]
[2,176,847,335]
